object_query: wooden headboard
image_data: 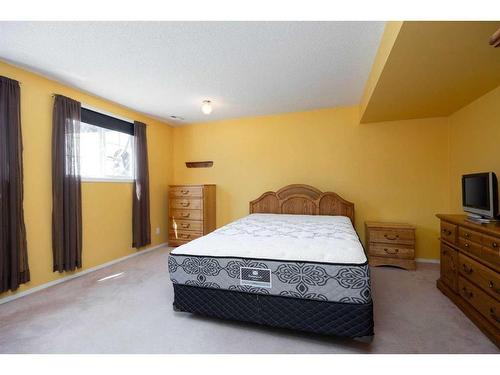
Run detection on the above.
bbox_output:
[249,184,355,224]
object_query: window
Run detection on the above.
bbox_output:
[79,108,134,181]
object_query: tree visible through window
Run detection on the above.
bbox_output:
[80,122,134,180]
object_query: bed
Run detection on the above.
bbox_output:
[168,184,374,341]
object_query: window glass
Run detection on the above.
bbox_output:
[80,122,134,180]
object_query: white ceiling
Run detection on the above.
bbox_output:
[0,22,385,125]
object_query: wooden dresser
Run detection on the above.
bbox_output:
[365,221,416,270]
[436,214,500,348]
[168,185,216,247]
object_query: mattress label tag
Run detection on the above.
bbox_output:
[240,267,272,288]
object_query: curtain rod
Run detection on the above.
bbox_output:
[45,93,138,125]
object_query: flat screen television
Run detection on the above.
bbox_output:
[462,172,498,220]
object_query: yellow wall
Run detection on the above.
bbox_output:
[448,85,500,212]
[361,22,500,123]
[0,60,173,298]
[360,21,403,119]
[173,107,450,259]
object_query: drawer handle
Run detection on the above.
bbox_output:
[489,281,500,294]
[384,234,399,241]
[181,213,190,218]
[180,190,189,195]
[461,287,473,299]
[490,308,500,323]
[464,243,470,248]
[462,264,473,274]
[181,223,190,229]
[180,234,190,239]
[180,202,190,207]
[384,248,399,255]
[442,229,452,236]
[492,242,498,248]
[465,233,470,238]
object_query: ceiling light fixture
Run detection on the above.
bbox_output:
[201,100,213,115]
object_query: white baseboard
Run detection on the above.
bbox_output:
[0,242,168,306]
[416,258,440,264]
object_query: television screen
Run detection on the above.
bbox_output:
[463,174,490,210]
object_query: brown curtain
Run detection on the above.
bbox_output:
[52,95,82,272]
[132,121,151,248]
[0,76,30,292]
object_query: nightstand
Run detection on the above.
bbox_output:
[365,221,416,270]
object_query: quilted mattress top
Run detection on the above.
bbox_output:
[171,213,367,265]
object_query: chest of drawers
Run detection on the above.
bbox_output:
[436,214,499,348]
[365,221,416,270]
[168,185,216,247]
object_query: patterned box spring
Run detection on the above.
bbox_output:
[173,284,374,338]
[169,214,371,305]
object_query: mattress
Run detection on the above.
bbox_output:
[168,214,371,304]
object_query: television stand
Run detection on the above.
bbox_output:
[436,214,500,348]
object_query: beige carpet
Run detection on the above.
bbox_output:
[0,247,497,353]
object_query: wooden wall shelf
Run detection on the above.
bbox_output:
[185,161,213,168]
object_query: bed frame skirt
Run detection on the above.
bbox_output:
[173,284,374,339]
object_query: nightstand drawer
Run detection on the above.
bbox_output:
[369,229,415,245]
[369,243,414,259]
[170,198,202,210]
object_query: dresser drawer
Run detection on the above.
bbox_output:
[169,186,203,198]
[169,229,202,242]
[441,242,458,293]
[482,247,500,270]
[459,253,500,301]
[170,209,203,221]
[458,237,482,259]
[170,219,203,232]
[170,198,202,210]
[369,229,414,245]
[483,234,500,251]
[440,221,457,244]
[369,243,414,259]
[482,234,500,268]
[459,276,500,329]
[459,227,483,244]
